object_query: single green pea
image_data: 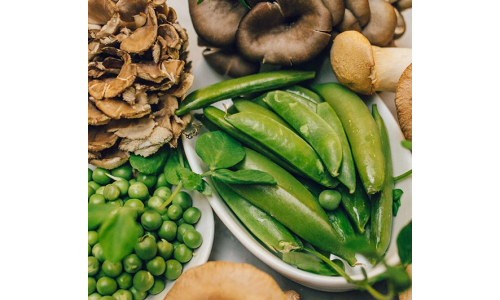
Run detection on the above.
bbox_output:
[158,221,177,242]
[172,241,181,250]
[133,270,154,292]
[111,164,133,180]
[88,231,99,246]
[113,180,130,197]
[103,185,120,201]
[128,182,149,200]
[88,256,100,276]
[88,292,102,300]
[183,207,201,225]
[129,286,147,300]
[153,187,172,201]
[157,239,174,260]
[155,173,171,190]
[93,168,111,185]
[116,272,133,289]
[144,231,159,241]
[176,224,194,243]
[112,289,133,300]
[107,199,123,207]
[146,256,166,276]
[165,259,182,280]
[136,173,157,189]
[148,277,166,295]
[95,186,105,195]
[92,243,106,262]
[167,204,183,221]
[123,254,142,274]
[319,190,342,211]
[89,181,101,191]
[89,194,106,205]
[88,277,96,295]
[124,199,144,209]
[176,218,186,226]
[173,244,193,263]
[134,235,157,260]
[183,229,203,249]
[146,196,165,212]
[96,276,117,296]
[102,260,123,278]
[172,192,193,210]
[100,296,115,300]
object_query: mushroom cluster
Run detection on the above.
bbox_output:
[88,0,194,169]
[189,0,412,77]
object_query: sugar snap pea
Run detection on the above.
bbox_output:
[226,112,338,188]
[212,178,302,253]
[202,106,302,176]
[232,99,293,130]
[265,91,343,178]
[337,180,371,234]
[316,102,356,193]
[282,251,339,276]
[176,70,316,115]
[268,91,317,112]
[326,208,356,243]
[371,104,394,257]
[251,93,272,110]
[282,85,325,104]
[311,83,385,194]
[228,148,357,265]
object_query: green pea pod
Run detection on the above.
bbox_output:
[337,179,371,234]
[228,147,357,266]
[371,104,394,257]
[194,113,220,132]
[203,106,302,177]
[226,104,239,114]
[282,85,325,104]
[311,83,385,194]
[226,112,338,188]
[176,70,316,115]
[265,91,343,178]
[212,178,302,253]
[326,208,356,243]
[282,251,339,276]
[316,102,356,193]
[251,93,272,110]
[296,176,326,200]
[232,99,293,130]
[268,91,317,112]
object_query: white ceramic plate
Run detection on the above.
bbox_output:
[88,163,215,297]
[182,58,412,292]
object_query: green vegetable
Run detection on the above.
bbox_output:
[88,256,100,276]
[282,85,325,104]
[155,173,171,189]
[134,235,157,261]
[176,70,316,115]
[319,190,342,211]
[212,169,277,185]
[269,91,317,112]
[158,221,177,242]
[136,173,157,189]
[93,168,111,185]
[116,272,132,289]
[149,278,166,295]
[89,185,95,199]
[154,187,172,201]
[326,208,356,243]
[232,99,294,130]
[123,254,142,274]
[226,112,338,188]
[132,270,154,292]
[177,224,195,243]
[112,180,130,197]
[401,140,412,151]
[316,102,356,193]
[88,231,99,246]
[163,147,183,186]
[172,192,192,210]
[103,185,120,201]
[165,260,182,280]
[183,207,201,224]
[111,164,133,180]
[183,229,203,249]
[89,168,93,182]
[157,239,174,260]
[397,221,412,266]
[89,194,106,206]
[312,83,385,194]
[371,104,394,257]
[129,286,147,300]
[265,91,343,177]
[127,182,149,200]
[173,244,193,263]
[101,260,122,278]
[282,251,340,276]
[146,256,166,276]
[393,189,404,216]
[129,147,169,175]
[91,243,105,262]
[140,211,162,231]
[88,277,96,295]
[98,207,139,262]
[394,170,412,182]
[96,277,117,295]
[228,147,356,265]
[212,178,301,253]
[337,180,371,234]
[195,131,245,171]
[112,289,133,300]
[167,204,184,221]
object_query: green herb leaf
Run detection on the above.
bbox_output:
[88,204,118,230]
[195,131,245,171]
[401,140,412,151]
[164,149,182,185]
[196,0,204,4]
[385,264,412,293]
[237,0,251,9]
[129,146,170,175]
[200,180,212,196]
[393,189,403,216]
[98,207,138,262]
[397,220,412,267]
[213,169,277,185]
[177,168,203,191]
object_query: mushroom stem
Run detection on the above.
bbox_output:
[372,46,411,92]
[331,30,412,95]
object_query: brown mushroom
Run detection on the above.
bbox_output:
[94,98,151,119]
[90,145,130,169]
[88,125,119,152]
[88,100,111,125]
[345,0,370,27]
[321,0,345,27]
[165,261,291,300]
[188,0,249,49]
[393,7,406,40]
[331,30,411,95]
[361,0,397,46]
[395,0,412,11]
[88,0,117,25]
[335,9,362,32]
[395,63,412,141]
[236,0,333,66]
[120,4,158,53]
[203,47,260,77]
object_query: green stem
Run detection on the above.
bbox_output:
[304,248,394,300]
[394,169,412,182]
[159,181,183,211]
[201,171,213,177]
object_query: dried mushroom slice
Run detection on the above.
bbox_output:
[90,145,130,169]
[88,53,137,99]
[120,4,158,53]
[169,114,191,148]
[88,125,119,152]
[136,60,185,83]
[94,98,151,119]
[116,0,150,22]
[88,0,118,25]
[106,117,156,140]
[168,73,194,98]
[88,151,101,160]
[88,100,111,125]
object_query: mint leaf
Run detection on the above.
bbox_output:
[129,146,170,175]
[393,189,403,216]
[164,149,182,185]
[88,204,118,230]
[397,220,412,267]
[98,207,138,262]
[177,168,203,191]
[195,131,245,171]
[213,169,277,185]
[200,180,212,196]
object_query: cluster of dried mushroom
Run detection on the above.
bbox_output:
[88,0,194,169]
[190,0,411,77]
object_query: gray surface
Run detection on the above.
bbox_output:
[208,214,394,300]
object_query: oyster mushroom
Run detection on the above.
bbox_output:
[361,0,397,46]
[90,145,130,169]
[331,30,411,95]
[188,0,249,48]
[336,9,362,32]
[321,0,345,27]
[203,47,260,77]
[88,125,119,152]
[88,53,137,100]
[395,63,412,141]
[236,0,333,65]
[88,100,111,125]
[88,0,117,25]
[93,98,151,119]
[165,261,294,300]
[345,0,371,27]
[120,4,158,53]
